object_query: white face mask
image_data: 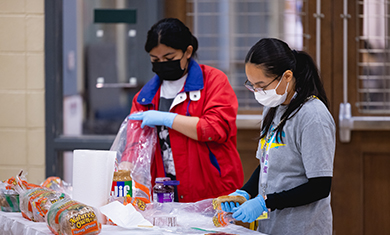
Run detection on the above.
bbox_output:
[254,76,289,107]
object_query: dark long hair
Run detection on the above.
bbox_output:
[145,18,198,57]
[245,38,329,142]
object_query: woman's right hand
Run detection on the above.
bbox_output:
[128,110,177,128]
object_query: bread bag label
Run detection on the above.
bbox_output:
[71,221,99,235]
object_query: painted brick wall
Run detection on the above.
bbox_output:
[0,0,45,184]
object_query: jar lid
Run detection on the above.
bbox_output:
[114,170,131,180]
[163,180,180,186]
[155,177,171,183]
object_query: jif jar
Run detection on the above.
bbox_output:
[111,170,132,199]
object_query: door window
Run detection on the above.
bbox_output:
[186,0,309,110]
[357,0,390,113]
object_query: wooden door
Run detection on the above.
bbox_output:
[308,1,390,234]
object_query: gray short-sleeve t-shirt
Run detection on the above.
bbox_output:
[257,98,336,235]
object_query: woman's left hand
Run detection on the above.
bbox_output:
[221,189,250,213]
[232,195,268,223]
[129,110,177,128]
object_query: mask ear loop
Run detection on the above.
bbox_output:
[274,71,286,91]
[181,51,191,73]
[276,71,292,96]
[284,81,290,94]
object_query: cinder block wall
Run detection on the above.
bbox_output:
[0,0,45,184]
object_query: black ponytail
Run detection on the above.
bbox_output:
[145,18,198,57]
[246,38,329,143]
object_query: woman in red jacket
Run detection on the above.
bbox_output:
[126,18,243,202]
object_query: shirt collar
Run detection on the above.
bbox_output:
[137,58,204,105]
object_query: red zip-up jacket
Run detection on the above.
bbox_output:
[129,59,244,202]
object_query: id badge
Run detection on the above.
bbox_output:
[257,210,270,220]
[256,195,270,220]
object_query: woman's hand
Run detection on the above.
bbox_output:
[221,189,250,213]
[232,195,268,223]
[129,110,177,128]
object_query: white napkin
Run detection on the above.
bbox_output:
[100,201,153,229]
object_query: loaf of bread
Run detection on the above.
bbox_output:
[20,187,53,221]
[46,198,102,235]
[0,189,19,212]
[31,191,67,222]
[212,195,247,210]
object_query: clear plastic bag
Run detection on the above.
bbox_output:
[31,191,68,222]
[15,171,69,222]
[19,187,53,221]
[1,175,21,212]
[110,115,157,205]
[0,185,20,212]
[139,199,216,228]
[2,170,41,213]
[41,176,73,196]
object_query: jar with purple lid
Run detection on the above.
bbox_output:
[153,177,179,203]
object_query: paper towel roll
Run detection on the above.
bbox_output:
[72,150,116,208]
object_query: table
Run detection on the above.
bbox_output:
[0,211,265,235]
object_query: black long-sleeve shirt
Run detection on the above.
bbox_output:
[241,164,332,211]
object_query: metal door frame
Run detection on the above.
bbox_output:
[45,0,116,178]
[338,0,390,143]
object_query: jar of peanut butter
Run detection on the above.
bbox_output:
[111,170,132,199]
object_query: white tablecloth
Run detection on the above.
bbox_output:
[0,211,264,235]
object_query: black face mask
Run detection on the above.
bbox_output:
[152,58,186,81]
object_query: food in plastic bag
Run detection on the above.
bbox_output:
[0,187,20,212]
[212,211,236,227]
[16,172,69,222]
[110,116,157,205]
[1,171,40,212]
[211,195,249,227]
[41,176,72,196]
[212,195,247,211]
[139,199,217,228]
[46,198,102,235]
[19,187,69,222]
[31,190,68,222]
[1,177,19,212]
[20,187,52,220]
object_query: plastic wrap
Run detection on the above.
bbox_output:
[1,171,40,213]
[0,186,19,212]
[140,198,236,228]
[19,187,69,222]
[140,199,217,228]
[1,177,19,212]
[31,191,68,222]
[41,176,72,196]
[14,171,41,192]
[110,116,157,205]
[15,172,69,222]
[46,198,102,235]
[19,187,51,221]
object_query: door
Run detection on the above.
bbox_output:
[314,0,390,234]
[45,0,162,181]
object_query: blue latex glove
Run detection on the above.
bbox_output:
[232,195,268,223]
[128,111,178,128]
[220,189,250,213]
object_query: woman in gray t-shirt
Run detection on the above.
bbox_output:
[220,38,336,235]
